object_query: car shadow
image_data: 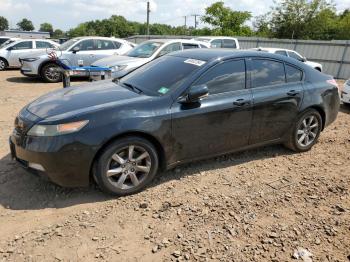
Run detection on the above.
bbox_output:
[0,144,292,211]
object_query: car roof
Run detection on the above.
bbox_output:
[145,38,207,44]
[168,48,303,64]
[72,36,126,42]
[253,47,295,53]
[194,36,238,40]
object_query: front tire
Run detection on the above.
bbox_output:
[94,136,159,196]
[0,58,7,71]
[284,109,322,152]
[41,63,62,83]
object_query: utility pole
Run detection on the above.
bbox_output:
[146,1,150,36]
[183,16,187,28]
[191,14,200,29]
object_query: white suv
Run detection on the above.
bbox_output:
[20,37,134,82]
[192,36,240,49]
[253,47,323,72]
[0,39,59,70]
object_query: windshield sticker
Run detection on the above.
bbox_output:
[158,87,169,94]
[184,59,206,66]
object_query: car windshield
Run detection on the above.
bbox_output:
[59,39,79,51]
[119,55,205,96]
[126,41,163,58]
[0,39,15,49]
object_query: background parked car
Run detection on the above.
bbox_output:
[253,47,323,72]
[0,39,59,71]
[192,36,240,49]
[20,37,134,83]
[92,39,210,78]
[341,79,350,105]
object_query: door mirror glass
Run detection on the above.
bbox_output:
[72,46,80,53]
[181,85,209,103]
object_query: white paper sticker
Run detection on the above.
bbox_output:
[184,59,206,66]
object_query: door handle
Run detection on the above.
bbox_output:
[287,90,299,96]
[233,98,249,106]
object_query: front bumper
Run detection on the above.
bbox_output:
[9,131,95,187]
[20,60,39,76]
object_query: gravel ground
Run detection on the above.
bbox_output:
[0,70,349,262]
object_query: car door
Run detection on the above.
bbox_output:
[248,58,304,144]
[68,39,96,66]
[171,59,253,161]
[7,40,34,67]
[93,39,121,62]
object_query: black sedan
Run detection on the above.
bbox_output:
[10,49,340,196]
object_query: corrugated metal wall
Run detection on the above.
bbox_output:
[126,35,350,79]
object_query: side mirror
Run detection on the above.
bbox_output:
[180,84,209,103]
[72,46,80,53]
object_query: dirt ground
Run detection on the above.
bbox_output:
[0,70,349,262]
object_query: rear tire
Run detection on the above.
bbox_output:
[94,136,159,196]
[284,109,322,152]
[41,63,62,83]
[0,58,7,71]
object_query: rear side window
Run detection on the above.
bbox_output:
[96,39,115,50]
[275,50,288,56]
[210,39,222,48]
[251,59,285,88]
[194,60,246,95]
[36,41,54,49]
[222,39,236,48]
[73,39,95,51]
[11,41,33,50]
[113,41,122,49]
[182,43,199,49]
[159,42,182,56]
[285,64,302,82]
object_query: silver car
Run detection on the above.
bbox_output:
[20,36,134,82]
[0,39,59,71]
[92,39,210,78]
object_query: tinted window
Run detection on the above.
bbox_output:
[210,39,222,48]
[288,51,303,61]
[222,39,236,48]
[195,60,246,95]
[73,39,95,51]
[182,43,199,49]
[120,56,202,96]
[286,64,302,82]
[251,59,285,88]
[159,42,182,56]
[275,50,288,56]
[113,41,122,49]
[11,41,33,50]
[36,41,54,49]
[96,39,115,50]
[0,38,9,45]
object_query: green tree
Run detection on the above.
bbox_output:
[17,18,34,31]
[0,16,9,31]
[53,29,65,38]
[39,22,53,36]
[201,1,252,35]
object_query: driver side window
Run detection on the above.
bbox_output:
[194,59,246,95]
[72,40,95,51]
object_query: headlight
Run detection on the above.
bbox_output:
[21,57,39,62]
[27,120,89,137]
[111,65,127,72]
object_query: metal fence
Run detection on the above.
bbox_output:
[126,35,350,79]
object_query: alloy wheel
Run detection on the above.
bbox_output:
[0,60,6,70]
[45,66,61,82]
[106,145,151,190]
[296,115,319,147]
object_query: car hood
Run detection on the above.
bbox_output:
[26,80,146,120]
[92,55,150,67]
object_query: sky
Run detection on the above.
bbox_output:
[0,0,349,31]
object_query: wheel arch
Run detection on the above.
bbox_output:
[0,56,9,66]
[38,59,60,77]
[89,131,167,182]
